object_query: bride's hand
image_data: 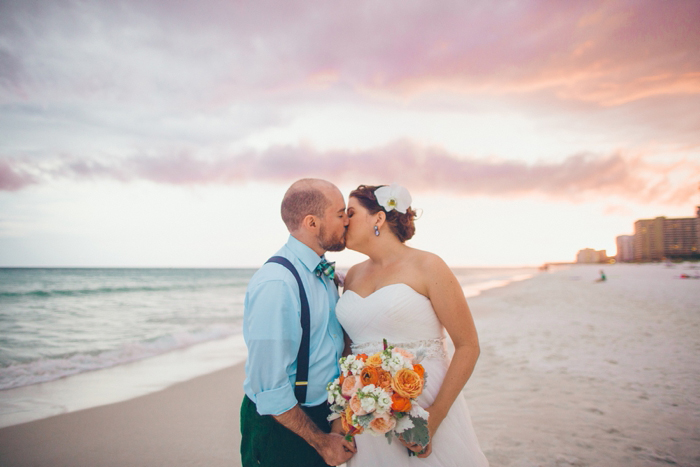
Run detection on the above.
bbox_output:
[398,436,425,454]
[417,441,432,458]
[399,405,442,457]
[416,405,442,458]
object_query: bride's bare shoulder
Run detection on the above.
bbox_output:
[408,249,454,285]
[407,247,448,270]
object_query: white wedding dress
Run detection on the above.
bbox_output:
[336,283,489,467]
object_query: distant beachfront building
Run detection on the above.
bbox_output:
[576,248,608,263]
[633,207,699,262]
[615,235,634,262]
[697,206,700,252]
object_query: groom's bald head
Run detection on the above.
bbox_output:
[281,178,338,232]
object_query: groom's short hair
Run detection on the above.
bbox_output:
[281,179,332,231]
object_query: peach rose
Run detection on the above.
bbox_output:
[365,353,383,368]
[348,393,367,415]
[377,369,393,390]
[391,368,423,399]
[390,393,412,412]
[412,363,425,379]
[393,347,414,361]
[360,366,380,386]
[341,375,361,398]
[368,413,396,435]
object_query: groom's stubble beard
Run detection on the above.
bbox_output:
[318,224,346,252]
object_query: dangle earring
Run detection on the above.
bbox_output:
[374,225,380,236]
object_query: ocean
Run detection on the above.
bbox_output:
[0,266,535,427]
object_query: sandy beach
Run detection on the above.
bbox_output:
[1,263,699,466]
[0,363,246,467]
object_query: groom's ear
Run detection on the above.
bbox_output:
[302,214,318,230]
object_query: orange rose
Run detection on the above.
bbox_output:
[340,407,352,433]
[368,413,396,434]
[391,368,423,399]
[342,407,363,436]
[377,369,392,389]
[365,353,383,368]
[412,364,425,379]
[391,393,412,412]
[356,353,368,362]
[360,366,380,386]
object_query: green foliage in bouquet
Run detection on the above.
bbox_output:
[400,415,429,447]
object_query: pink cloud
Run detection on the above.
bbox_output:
[3,141,696,206]
[0,159,36,191]
[4,0,698,108]
[347,1,700,108]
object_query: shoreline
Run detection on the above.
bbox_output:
[0,334,249,429]
[0,265,536,428]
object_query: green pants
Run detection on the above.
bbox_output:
[240,396,332,467]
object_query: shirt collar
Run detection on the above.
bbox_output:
[286,235,324,273]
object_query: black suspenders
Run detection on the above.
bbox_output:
[265,256,311,405]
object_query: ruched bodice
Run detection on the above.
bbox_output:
[335,282,489,466]
[337,283,445,348]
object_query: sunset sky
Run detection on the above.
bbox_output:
[1,0,699,268]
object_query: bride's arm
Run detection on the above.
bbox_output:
[421,253,481,439]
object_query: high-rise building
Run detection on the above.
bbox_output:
[697,206,700,252]
[634,217,665,262]
[615,235,634,262]
[633,208,699,261]
[664,217,698,259]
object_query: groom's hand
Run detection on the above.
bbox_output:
[314,432,356,466]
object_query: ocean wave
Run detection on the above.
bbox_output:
[0,282,243,299]
[461,273,534,298]
[0,327,240,390]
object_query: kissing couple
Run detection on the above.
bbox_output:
[240,179,489,467]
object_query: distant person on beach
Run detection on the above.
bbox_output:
[240,179,356,467]
[335,184,489,465]
[597,270,606,282]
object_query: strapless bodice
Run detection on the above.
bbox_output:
[337,284,490,467]
[336,283,446,356]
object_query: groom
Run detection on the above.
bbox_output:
[240,179,356,467]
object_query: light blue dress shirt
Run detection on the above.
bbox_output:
[243,235,345,416]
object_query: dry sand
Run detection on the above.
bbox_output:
[466,263,700,467]
[1,263,698,466]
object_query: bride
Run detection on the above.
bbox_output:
[335,184,489,466]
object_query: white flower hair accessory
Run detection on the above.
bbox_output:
[374,184,412,214]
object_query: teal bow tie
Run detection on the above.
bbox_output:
[315,258,335,280]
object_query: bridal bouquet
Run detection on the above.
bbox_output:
[326,339,429,449]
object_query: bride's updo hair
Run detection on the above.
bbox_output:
[350,185,416,243]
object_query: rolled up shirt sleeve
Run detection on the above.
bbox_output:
[243,278,302,416]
